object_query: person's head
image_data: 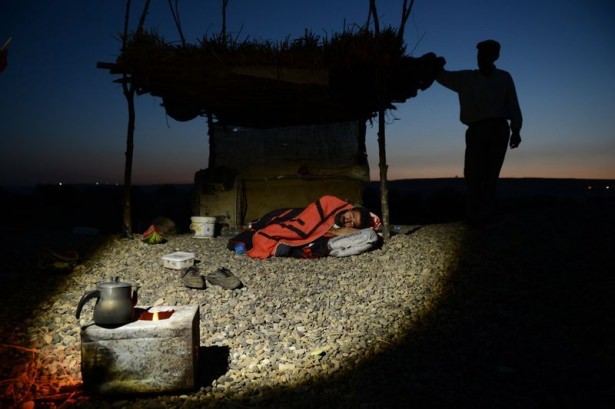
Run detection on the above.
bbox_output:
[476,39,500,74]
[335,206,374,229]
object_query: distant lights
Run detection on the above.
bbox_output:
[93,181,121,186]
[586,184,612,191]
[53,181,123,186]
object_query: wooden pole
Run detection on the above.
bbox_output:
[398,0,415,42]
[377,107,390,239]
[120,0,151,235]
[168,0,187,47]
[122,88,136,235]
[221,0,229,41]
[371,0,415,239]
[369,0,391,239]
[120,0,133,235]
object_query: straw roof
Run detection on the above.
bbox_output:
[98,28,444,128]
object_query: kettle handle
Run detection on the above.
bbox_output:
[75,289,101,319]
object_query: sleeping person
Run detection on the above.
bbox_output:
[228,195,382,259]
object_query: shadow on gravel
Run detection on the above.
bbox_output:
[198,346,230,389]
[191,199,614,409]
[2,184,614,408]
[345,199,615,409]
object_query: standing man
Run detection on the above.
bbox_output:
[437,39,522,227]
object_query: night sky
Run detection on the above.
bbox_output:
[1,0,614,186]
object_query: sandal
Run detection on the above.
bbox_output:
[181,266,205,289]
[206,268,242,290]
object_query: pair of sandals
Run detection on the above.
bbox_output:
[181,266,242,290]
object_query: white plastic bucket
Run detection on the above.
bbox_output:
[190,216,216,238]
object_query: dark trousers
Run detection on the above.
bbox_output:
[464,118,510,225]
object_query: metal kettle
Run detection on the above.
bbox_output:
[75,277,139,327]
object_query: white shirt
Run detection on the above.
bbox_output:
[437,67,522,133]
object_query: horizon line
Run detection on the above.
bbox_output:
[2,176,614,189]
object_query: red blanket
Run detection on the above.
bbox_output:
[247,195,353,259]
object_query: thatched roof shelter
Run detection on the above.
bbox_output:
[98,2,446,236]
[98,28,444,128]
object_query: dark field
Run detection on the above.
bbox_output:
[1,178,612,233]
[0,178,614,407]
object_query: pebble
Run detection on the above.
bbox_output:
[0,223,465,407]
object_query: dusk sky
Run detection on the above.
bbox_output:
[1,0,614,186]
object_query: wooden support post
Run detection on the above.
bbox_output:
[377,108,390,240]
[122,88,135,235]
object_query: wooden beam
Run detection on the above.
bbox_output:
[231,66,329,86]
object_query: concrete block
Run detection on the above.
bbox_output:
[80,305,199,395]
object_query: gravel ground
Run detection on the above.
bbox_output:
[1,199,614,409]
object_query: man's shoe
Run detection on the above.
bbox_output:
[206,268,242,290]
[181,266,205,289]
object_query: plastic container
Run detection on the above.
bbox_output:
[161,252,195,270]
[190,216,216,238]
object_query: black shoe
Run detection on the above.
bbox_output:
[181,266,205,289]
[206,268,242,290]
